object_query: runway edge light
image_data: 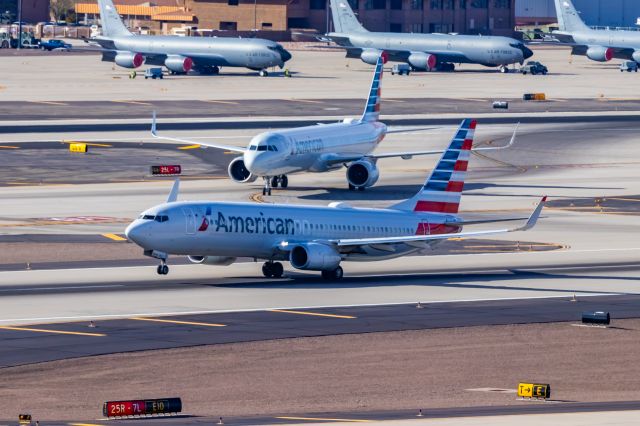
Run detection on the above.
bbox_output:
[517,383,551,399]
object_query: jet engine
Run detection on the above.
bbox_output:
[360,49,383,65]
[114,51,145,68]
[586,46,613,62]
[346,159,379,189]
[188,255,236,266]
[408,52,437,70]
[633,51,640,63]
[228,157,258,183]
[165,55,194,73]
[289,243,341,271]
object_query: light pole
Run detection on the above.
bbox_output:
[254,0,257,30]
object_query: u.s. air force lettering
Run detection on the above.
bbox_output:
[214,211,295,235]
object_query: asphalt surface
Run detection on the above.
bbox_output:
[1,294,638,368]
[3,401,640,426]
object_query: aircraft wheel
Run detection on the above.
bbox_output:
[212,66,220,75]
[271,176,279,188]
[262,262,274,278]
[348,183,355,191]
[271,262,284,278]
[157,264,169,275]
[259,69,268,77]
[321,266,343,281]
[280,175,288,188]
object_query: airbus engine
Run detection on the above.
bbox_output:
[228,157,258,183]
[165,55,194,73]
[408,52,437,70]
[346,160,380,189]
[586,46,613,62]
[188,255,237,266]
[289,243,341,271]
[360,49,383,65]
[114,51,145,68]
[633,51,640,63]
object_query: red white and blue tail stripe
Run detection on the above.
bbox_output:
[361,53,386,123]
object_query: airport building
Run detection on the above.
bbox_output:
[516,0,640,28]
[74,0,516,36]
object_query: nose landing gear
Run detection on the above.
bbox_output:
[321,266,343,280]
[263,175,288,195]
[262,261,284,278]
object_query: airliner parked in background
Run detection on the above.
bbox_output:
[326,0,532,73]
[552,0,640,63]
[93,0,291,76]
[152,55,516,195]
[126,119,545,280]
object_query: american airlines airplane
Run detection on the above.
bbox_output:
[126,118,545,280]
[93,0,291,76]
[552,0,640,63]
[152,55,516,195]
[326,0,533,73]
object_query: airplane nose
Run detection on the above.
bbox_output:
[125,222,144,245]
[522,45,534,59]
[280,48,292,63]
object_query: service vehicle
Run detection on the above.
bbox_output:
[39,39,71,51]
[144,67,164,79]
[520,61,548,75]
[391,63,411,75]
[620,61,638,72]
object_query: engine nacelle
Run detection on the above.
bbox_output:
[115,51,145,68]
[586,46,613,62]
[346,159,380,189]
[289,243,341,271]
[360,48,383,65]
[228,157,257,183]
[165,55,193,73]
[633,51,640,63]
[407,52,437,70]
[188,255,236,266]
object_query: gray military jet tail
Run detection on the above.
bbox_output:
[552,0,640,63]
[327,0,532,73]
[93,0,291,76]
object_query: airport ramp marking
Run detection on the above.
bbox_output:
[130,317,226,327]
[284,99,324,104]
[62,141,113,148]
[28,101,68,106]
[178,144,201,150]
[384,99,406,103]
[201,100,239,105]
[102,233,127,241]
[269,309,356,319]
[68,423,105,426]
[112,100,153,106]
[0,145,19,149]
[276,416,371,423]
[0,326,106,337]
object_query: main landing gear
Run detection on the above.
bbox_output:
[156,259,169,275]
[262,175,288,195]
[262,261,284,278]
[500,65,510,74]
[259,69,269,77]
[321,266,343,280]
[348,183,366,191]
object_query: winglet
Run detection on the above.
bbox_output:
[473,122,518,152]
[507,122,519,149]
[167,178,180,203]
[515,196,546,232]
[151,111,158,137]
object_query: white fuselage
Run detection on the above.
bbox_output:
[243,120,387,176]
[126,200,461,262]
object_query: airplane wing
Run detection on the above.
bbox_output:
[150,112,246,153]
[322,123,518,164]
[332,196,546,248]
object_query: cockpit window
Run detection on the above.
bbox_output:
[249,145,257,151]
[155,215,169,222]
[257,145,268,151]
[141,214,155,220]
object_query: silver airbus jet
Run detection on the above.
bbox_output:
[93,0,291,76]
[552,0,640,64]
[326,0,532,73]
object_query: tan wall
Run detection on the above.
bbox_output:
[187,0,288,31]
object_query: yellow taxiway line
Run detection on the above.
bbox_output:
[285,99,324,104]
[112,100,153,106]
[130,317,226,327]
[275,416,371,423]
[269,309,356,319]
[0,326,106,337]
[28,100,68,106]
[178,144,201,150]
[102,233,127,241]
[0,145,19,149]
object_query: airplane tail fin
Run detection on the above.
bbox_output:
[330,0,368,33]
[554,0,589,32]
[391,119,476,214]
[97,0,132,37]
[360,53,385,123]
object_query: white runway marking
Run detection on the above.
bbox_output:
[0,284,124,292]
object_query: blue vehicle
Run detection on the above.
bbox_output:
[39,39,71,51]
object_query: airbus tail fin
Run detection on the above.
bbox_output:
[554,0,589,32]
[391,119,476,213]
[329,0,368,33]
[97,0,132,37]
[360,53,385,123]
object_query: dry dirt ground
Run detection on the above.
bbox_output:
[1,320,639,421]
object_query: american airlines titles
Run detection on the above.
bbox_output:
[293,138,323,155]
[205,210,296,235]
